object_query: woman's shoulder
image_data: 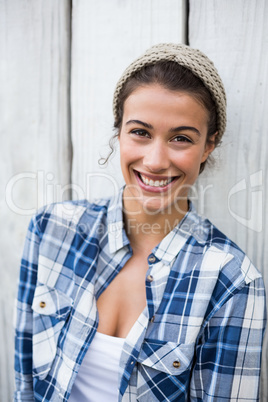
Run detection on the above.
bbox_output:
[29,196,112,236]
[183,204,262,290]
[197,214,263,288]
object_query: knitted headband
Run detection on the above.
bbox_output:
[113,43,227,141]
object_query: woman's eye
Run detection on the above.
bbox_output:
[131,129,150,138]
[172,135,192,143]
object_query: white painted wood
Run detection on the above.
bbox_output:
[71,0,187,201]
[189,1,268,399]
[0,1,71,399]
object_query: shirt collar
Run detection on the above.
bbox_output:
[107,189,209,259]
[153,202,210,264]
[107,188,130,254]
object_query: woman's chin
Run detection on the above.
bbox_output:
[137,196,175,217]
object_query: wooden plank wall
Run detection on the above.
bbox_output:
[0,1,71,400]
[189,1,268,399]
[1,0,267,400]
[71,0,187,200]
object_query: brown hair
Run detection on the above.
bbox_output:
[101,61,218,173]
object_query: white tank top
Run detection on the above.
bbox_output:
[69,331,125,402]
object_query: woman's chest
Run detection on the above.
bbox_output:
[96,254,150,338]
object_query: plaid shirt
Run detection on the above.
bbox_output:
[14,190,266,401]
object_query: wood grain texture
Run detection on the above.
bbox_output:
[189,1,268,399]
[0,1,71,399]
[71,0,187,200]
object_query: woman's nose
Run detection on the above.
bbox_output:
[143,141,170,172]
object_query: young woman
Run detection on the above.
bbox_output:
[14,43,266,401]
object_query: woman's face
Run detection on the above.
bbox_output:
[119,84,216,218]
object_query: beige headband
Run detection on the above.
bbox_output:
[113,43,226,141]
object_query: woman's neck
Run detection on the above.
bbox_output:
[122,195,189,254]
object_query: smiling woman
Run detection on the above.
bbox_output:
[14,44,266,402]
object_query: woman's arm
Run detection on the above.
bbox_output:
[190,277,266,401]
[14,215,41,401]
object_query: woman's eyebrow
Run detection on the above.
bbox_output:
[125,119,153,129]
[169,126,201,136]
[125,120,201,136]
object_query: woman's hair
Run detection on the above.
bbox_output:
[101,61,218,173]
[100,43,226,173]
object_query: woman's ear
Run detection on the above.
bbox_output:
[201,132,218,162]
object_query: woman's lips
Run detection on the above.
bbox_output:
[134,170,178,192]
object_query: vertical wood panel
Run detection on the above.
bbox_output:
[0,1,71,399]
[189,1,268,400]
[71,0,187,201]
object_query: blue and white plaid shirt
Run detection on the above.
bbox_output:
[14,190,266,401]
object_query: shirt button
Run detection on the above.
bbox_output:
[39,301,46,308]
[173,360,181,368]
[148,255,156,263]
[150,315,155,323]
[147,274,154,282]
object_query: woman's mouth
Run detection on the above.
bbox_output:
[134,170,178,192]
[139,173,173,187]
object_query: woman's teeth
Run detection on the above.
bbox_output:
[140,173,173,187]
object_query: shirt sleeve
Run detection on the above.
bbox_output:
[14,214,41,401]
[190,277,267,401]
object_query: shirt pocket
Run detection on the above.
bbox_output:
[136,339,195,400]
[31,284,73,380]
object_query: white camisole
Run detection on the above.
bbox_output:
[68,331,125,402]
